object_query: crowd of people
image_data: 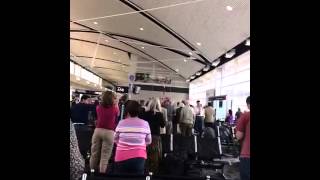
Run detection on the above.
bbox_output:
[70,92,250,180]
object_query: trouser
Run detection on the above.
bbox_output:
[146,135,162,174]
[172,122,178,134]
[165,121,173,135]
[180,123,193,136]
[240,157,250,180]
[194,116,204,134]
[89,128,114,173]
[115,158,145,175]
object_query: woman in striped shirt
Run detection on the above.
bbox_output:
[114,100,152,174]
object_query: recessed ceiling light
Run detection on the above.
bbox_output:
[203,65,210,71]
[212,58,221,66]
[118,60,121,62]
[113,52,117,55]
[139,27,144,31]
[225,49,236,58]
[176,69,179,72]
[76,77,81,81]
[190,76,195,79]
[105,39,109,42]
[184,59,187,62]
[188,52,193,55]
[196,72,202,76]
[245,39,250,46]
[93,21,98,25]
[196,42,202,46]
[226,6,233,11]
[186,79,190,82]
[141,46,145,49]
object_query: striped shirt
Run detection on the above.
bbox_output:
[114,117,152,162]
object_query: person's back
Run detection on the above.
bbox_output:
[204,106,215,123]
[96,105,119,130]
[144,110,165,135]
[236,96,250,180]
[180,105,194,125]
[114,100,152,175]
[71,98,91,124]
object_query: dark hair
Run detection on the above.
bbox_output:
[196,100,200,103]
[120,94,128,104]
[246,96,250,105]
[101,91,116,108]
[139,100,145,106]
[81,95,90,101]
[208,102,213,107]
[228,109,233,115]
[124,100,140,117]
[177,102,180,106]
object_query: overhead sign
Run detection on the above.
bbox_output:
[116,86,129,93]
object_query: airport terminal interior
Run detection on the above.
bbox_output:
[70,0,250,180]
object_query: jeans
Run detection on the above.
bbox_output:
[240,157,250,180]
[115,158,145,175]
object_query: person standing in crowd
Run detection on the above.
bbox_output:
[160,102,168,134]
[114,100,152,175]
[235,108,242,123]
[174,101,185,134]
[71,95,91,124]
[163,99,174,135]
[138,100,146,118]
[226,109,234,124]
[117,94,128,124]
[90,91,119,173]
[143,98,165,174]
[204,102,215,128]
[195,100,203,116]
[179,100,195,136]
[236,96,250,180]
[70,120,84,180]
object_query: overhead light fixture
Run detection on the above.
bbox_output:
[188,52,193,55]
[225,49,236,58]
[113,52,117,55]
[184,59,187,62]
[186,79,190,82]
[245,39,250,46]
[122,65,125,68]
[203,65,210,72]
[211,58,220,67]
[141,46,145,49]
[94,84,97,87]
[196,71,202,76]
[175,68,179,72]
[118,60,121,62]
[93,21,98,25]
[139,27,144,31]
[76,77,81,81]
[105,39,109,42]
[196,42,202,46]
[190,75,195,79]
[86,81,90,84]
[226,6,233,11]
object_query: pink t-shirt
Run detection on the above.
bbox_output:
[114,117,152,162]
[96,105,119,131]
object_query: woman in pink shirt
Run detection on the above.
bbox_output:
[90,91,119,173]
[114,100,152,175]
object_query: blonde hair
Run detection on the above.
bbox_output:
[147,97,162,114]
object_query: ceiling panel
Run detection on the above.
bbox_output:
[130,0,250,61]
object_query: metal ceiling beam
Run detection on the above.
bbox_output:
[74,55,129,66]
[71,29,205,65]
[119,0,212,65]
[70,22,187,80]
